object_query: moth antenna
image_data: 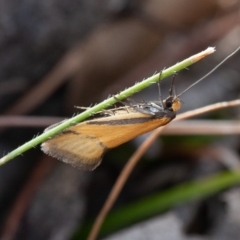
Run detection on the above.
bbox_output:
[157,71,164,107]
[169,74,177,97]
[177,45,240,98]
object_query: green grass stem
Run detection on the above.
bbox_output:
[0,48,214,166]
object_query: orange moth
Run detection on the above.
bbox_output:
[41,45,240,170]
[41,76,180,170]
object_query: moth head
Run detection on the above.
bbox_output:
[164,96,181,112]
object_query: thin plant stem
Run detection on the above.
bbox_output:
[0,47,214,166]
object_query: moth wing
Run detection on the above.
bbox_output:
[74,112,174,149]
[41,131,106,171]
[42,110,174,170]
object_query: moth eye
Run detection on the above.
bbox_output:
[165,98,173,109]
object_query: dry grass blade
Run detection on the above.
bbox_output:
[162,120,240,135]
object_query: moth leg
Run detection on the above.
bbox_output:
[114,96,130,106]
[114,96,154,115]
[114,96,142,108]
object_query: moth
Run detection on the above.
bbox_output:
[41,75,180,170]
[41,45,240,170]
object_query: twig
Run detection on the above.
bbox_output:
[162,120,240,135]
[1,116,240,135]
[0,116,63,127]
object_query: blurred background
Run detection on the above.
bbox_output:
[1,0,240,239]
